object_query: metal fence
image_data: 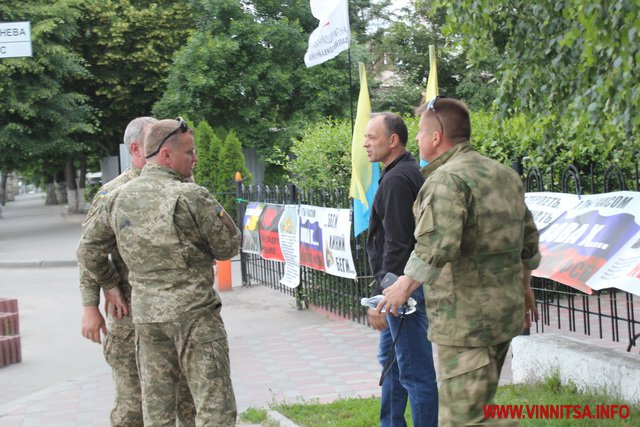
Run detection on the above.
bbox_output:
[522,162,640,353]
[235,161,640,353]
[235,184,372,323]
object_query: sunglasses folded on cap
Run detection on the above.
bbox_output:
[145,117,189,159]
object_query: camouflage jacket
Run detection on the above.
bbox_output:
[77,164,241,323]
[78,165,140,306]
[404,142,541,346]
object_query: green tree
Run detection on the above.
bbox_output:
[193,119,223,191]
[154,0,377,179]
[70,0,195,156]
[433,0,640,166]
[218,130,251,218]
[371,1,494,113]
[285,119,353,191]
[0,0,96,203]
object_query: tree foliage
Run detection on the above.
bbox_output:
[154,0,376,162]
[193,119,222,191]
[0,0,96,174]
[1,0,194,182]
[370,1,499,114]
[286,111,553,192]
[286,119,354,191]
[433,0,640,166]
[71,0,195,156]
[217,130,250,219]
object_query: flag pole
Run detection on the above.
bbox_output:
[348,48,354,134]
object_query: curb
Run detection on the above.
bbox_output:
[266,410,300,427]
[0,260,78,269]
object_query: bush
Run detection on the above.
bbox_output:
[286,119,353,191]
[286,109,637,193]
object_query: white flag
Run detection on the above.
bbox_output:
[304,0,350,68]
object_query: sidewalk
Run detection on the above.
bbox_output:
[0,193,382,426]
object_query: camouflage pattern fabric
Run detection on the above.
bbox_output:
[136,311,236,427]
[104,314,196,427]
[437,341,516,426]
[103,315,142,426]
[79,166,139,307]
[404,141,541,347]
[77,163,240,425]
[78,165,196,426]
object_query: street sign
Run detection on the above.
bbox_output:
[0,21,32,59]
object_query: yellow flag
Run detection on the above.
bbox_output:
[349,62,372,203]
[349,62,379,236]
[425,45,439,101]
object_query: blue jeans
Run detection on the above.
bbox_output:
[377,286,438,427]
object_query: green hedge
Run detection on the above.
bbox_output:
[286,110,636,191]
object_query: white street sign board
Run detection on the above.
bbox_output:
[0,21,32,58]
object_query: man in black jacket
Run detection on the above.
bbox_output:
[365,112,438,427]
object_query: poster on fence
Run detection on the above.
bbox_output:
[533,191,640,295]
[299,205,325,271]
[525,192,579,232]
[259,204,285,261]
[321,207,356,279]
[587,230,640,297]
[242,202,265,255]
[278,205,300,288]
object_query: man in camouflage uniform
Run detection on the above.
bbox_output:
[379,98,540,426]
[78,118,240,426]
[364,112,438,427]
[79,117,196,426]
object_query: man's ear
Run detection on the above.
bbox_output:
[432,130,443,148]
[389,133,401,149]
[160,146,173,164]
[130,141,142,157]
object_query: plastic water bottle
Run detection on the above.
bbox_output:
[360,294,417,315]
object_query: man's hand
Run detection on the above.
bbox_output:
[522,269,538,329]
[367,308,389,331]
[82,306,106,344]
[103,287,129,319]
[524,288,538,329]
[377,275,418,316]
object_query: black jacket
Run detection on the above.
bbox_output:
[366,151,424,296]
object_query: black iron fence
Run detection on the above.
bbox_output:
[234,161,640,352]
[235,184,372,323]
[522,162,640,353]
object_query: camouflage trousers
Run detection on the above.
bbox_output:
[135,309,237,427]
[104,314,196,427]
[436,340,517,426]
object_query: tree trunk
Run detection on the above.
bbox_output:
[45,175,58,205]
[5,173,17,201]
[55,170,67,205]
[65,161,79,213]
[79,156,88,212]
[0,172,6,206]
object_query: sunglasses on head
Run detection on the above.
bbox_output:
[145,117,189,159]
[426,96,445,135]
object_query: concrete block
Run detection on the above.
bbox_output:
[1,312,19,335]
[11,335,22,363]
[0,337,10,367]
[0,335,22,368]
[512,334,640,403]
[0,298,18,313]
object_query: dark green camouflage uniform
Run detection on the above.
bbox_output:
[404,142,540,426]
[78,163,239,426]
[79,165,196,427]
